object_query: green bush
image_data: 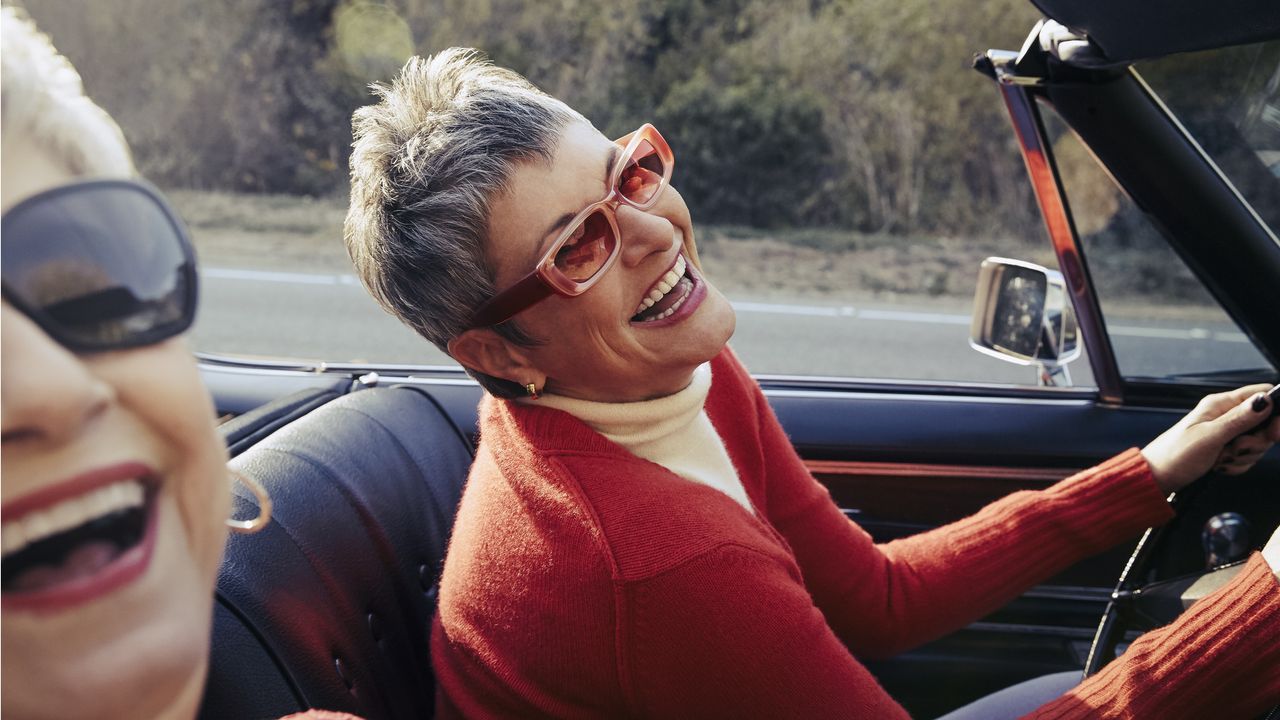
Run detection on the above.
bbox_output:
[657,71,836,228]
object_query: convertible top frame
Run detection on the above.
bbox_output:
[979,27,1280,407]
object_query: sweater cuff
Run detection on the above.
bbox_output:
[1042,448,1174,555]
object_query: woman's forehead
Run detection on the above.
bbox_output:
[0,137,75,213]
[536,120,615,195]
[487,120,615,267]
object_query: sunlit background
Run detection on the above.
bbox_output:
[22,1,1277,384]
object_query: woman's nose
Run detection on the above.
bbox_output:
[1,306,114,445]
[615,203,677,267]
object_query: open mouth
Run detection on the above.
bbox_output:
[631,254,694,323]
[1,470,158,610]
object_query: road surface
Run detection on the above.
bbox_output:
[192,267,1268,387]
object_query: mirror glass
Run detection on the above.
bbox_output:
[991,265,1048,358]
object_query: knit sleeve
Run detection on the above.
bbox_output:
[745,373,1173,658]
[1023,553,1280,719]
[622,542,912,719]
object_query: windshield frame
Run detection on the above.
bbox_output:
[989,43,1280,406]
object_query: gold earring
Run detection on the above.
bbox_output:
[227,470,272,534]
[525,382,540,400]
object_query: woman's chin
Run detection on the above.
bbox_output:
[1,495,217,720]
[680,277,736,362]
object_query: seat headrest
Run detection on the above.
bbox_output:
[200,385,472,720]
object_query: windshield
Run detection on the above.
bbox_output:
[1141,40,1280,241]
[1035,40,1279,384]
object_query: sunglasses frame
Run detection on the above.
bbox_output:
[1,178,200,353]
[469,123,674,328]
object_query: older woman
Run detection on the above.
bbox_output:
[345,49,1280,719]
[0,10,365,720]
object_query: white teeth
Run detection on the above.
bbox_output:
[1,479,147,558]
[1,523,26,556]
[633,255,690,316]
[636,287,691,323]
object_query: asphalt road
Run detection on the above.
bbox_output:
[192,267,1270,387]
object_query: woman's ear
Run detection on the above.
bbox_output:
[447,329,543,387]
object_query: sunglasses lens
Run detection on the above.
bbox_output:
[554,209,617,283]
[1,183,195,350]
[618,138,667,206]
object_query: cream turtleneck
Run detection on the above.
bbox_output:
[524,363,752,512]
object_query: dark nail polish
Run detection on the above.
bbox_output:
[1252,393,1269,412]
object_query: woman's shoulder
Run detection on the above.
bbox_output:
[465,417,783,586]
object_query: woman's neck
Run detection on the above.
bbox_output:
[521,363,711,444]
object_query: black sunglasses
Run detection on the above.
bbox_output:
[1,179,198,353]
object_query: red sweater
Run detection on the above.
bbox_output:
[431,349,1280,718]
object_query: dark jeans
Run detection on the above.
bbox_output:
[934,671,1081,720]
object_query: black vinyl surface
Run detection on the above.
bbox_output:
[201,386,471,720]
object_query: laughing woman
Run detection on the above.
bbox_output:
[0,10,360,720]
[0,12,234,719]
[345,50,1280,719]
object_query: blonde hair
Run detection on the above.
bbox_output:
[1,6,133,177]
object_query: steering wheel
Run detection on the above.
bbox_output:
[1084,479,1280,719]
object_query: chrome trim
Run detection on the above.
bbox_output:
[197,351,463,376]
[200,362,336,379]
[986,49,1045,86]
[998,83,1125,404]
[763,387,1094,407]
[196,351,326,373]
[198,353,1105,403]
[753,372,1101,400]
[199,362,1103,408]
[385,376,485,388]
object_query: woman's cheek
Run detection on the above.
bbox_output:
[133,340,231,577]
[191,423,231,579]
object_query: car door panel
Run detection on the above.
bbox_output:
[764,385,1188,715]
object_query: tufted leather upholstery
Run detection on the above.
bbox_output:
[199,386,472,720]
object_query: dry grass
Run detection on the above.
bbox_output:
[168,190,351,272]
[695,227,1059,302]
[169,189,1226,319]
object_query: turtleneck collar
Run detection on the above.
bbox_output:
[522,363,712,447]
[517,363,751,512]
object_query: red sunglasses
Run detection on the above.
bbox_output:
[469,123,674,328]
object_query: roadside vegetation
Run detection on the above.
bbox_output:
[172,189,1211,317]
[31,0,1223,309]
[33,0,1044,237]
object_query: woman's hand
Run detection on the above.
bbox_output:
[1141,384,1280,494]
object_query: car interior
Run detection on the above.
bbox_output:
[201,385,470,719]
[189,5,1280,720]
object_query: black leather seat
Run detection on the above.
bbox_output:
[200,385,472,719]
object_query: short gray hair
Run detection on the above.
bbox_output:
[0,6,133,178]
[345,48,584,397]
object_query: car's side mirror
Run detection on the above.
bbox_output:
[969,257,1081,386]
